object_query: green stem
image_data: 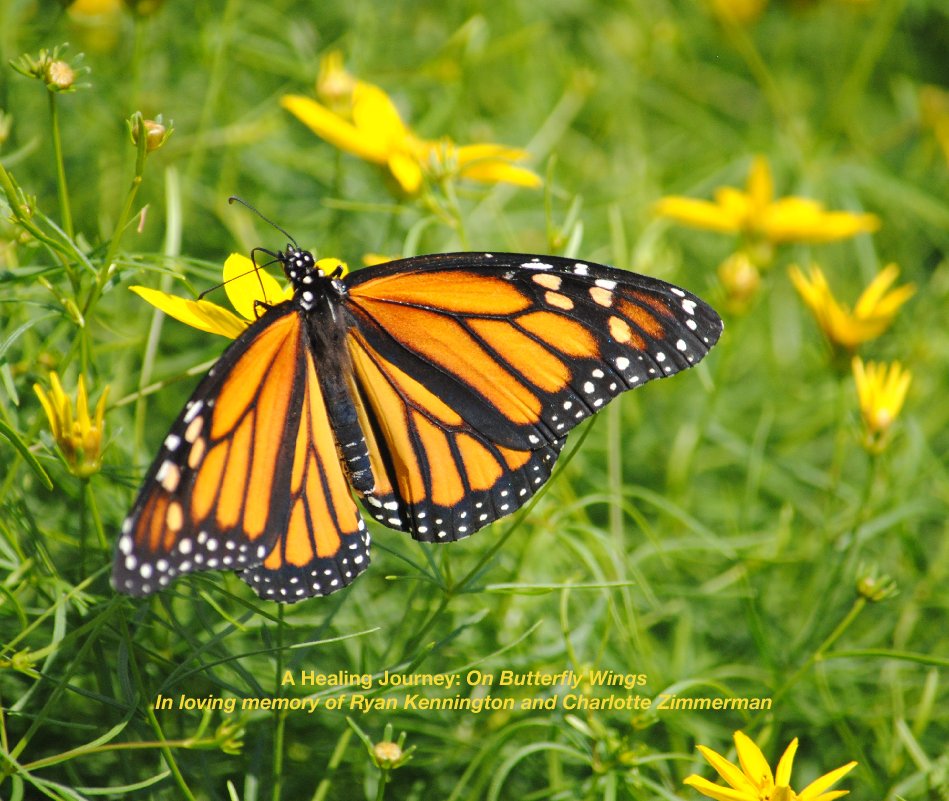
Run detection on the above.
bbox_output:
[770,596,868,708]
[83,116,149,320]
[121,613,198,801]
[0,161,77,278]
[272,605,287,801]
[48,91,74,241]
[310,727,353,801]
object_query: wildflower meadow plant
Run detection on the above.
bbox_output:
[281,54,541,197]
[685,731,857,801]
[788,263,915,351]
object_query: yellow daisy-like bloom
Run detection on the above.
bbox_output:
[315,50,360,113]
[655,156,880,251]
[68,0,123,14]
[131,253,345,340]
[685,730,857,801]
[709,0,768,24]
[281,69,541,195]
[718,250,762,313]
[852,357,912,452]
[788,263,915,350]
[34,372,110,479]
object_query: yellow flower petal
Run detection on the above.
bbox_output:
[774,738,798,787]
[75,374,91,435]
[459,160,542,187]
[734,731,774,791]
[222,253,291,321]
[387,151,423,193]
[854,264,914,317]
[695,745,758,795]
[34,383,61,441]
[455,143,531,165]
[808,792,850,801]
[130,285,249,339]
[684,775,753,801]
[316,257,348,277]
[351,82,410,152]
[764,199,880,243]
[747,155,774,211]
[798,761,858,801]
[281,94,389,163]
[655,196,744,232]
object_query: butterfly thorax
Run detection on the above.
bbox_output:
[275,245,374,494]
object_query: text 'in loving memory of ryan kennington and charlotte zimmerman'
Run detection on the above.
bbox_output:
[154,668,775,716]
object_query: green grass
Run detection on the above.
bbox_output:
[1,1,948,799]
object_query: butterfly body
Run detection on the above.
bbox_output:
[114,249,722,602]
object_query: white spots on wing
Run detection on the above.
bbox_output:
[589,286,613,307]
[682,299,697,315]
[609,316,632,344]
[164,433,181,452]
[166,501,184,532]
[595,279,617,291]
[676,339,687,351]
[157,460,180,493]
[615,356,630,371]
[183,400,202,424]
[187,437,206,469]
[572,263,590,276]
[545,291,574,311]
[686,319,698,331]
[532,273,562,291]
[523,260,553,270]
[184,415,203,444]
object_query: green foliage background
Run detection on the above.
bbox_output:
[1,0,947,799]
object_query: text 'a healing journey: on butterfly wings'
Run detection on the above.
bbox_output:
[113,249,723,603]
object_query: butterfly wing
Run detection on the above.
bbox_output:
[342,252,722,541]
[112,305,370,602]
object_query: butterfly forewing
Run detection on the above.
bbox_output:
[113,305,370,600]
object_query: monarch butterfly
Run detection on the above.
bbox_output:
[113,246,722,603]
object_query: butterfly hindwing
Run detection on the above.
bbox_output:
[113,305,370,602]
[345,328,564,541]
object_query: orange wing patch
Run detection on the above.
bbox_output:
[239,349,370,600]
[347,330,563,542]
[113,310,371,601]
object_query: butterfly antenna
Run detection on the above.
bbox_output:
[227,196,299,249]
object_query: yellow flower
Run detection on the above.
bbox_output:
[685,730,857,801]
[709,0,768,24]
[34,372,109,478]
[788,263,915,350]
[68,0,123,14]
[655,156,880,254]
[281,68,541,195]
[852,357,911,452]
[131,254,345,339]
[718,250,761,313]
[315,50,360,113]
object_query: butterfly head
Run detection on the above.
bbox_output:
[277,245,320,288]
